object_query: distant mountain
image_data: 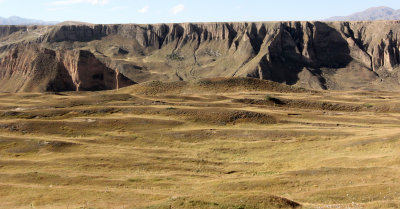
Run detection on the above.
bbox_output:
[56,21,93,26]
[326,6,400,21]
[0,16,58,25]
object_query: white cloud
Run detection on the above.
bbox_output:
[49,0,109,6]
[111,6,128,11]
[170,4,184,15]
[138,6,149,14]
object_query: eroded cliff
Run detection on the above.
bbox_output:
[1,21,400,92]
[0,45,134,92]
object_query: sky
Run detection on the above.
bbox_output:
[0,0,400,24]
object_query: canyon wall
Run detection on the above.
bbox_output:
[0,45,134,92]
[0,21,400,92]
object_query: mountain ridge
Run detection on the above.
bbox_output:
[0,21,400,92]
[326,6,400,21]
[0,16,58,25]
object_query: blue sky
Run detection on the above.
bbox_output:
[1,0,400,24]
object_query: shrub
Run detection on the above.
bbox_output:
[265,95,285,105]
[167,52,184,61]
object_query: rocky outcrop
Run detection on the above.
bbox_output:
[57,49,135,91]
[339,21,400,71]
[0,25,31,39]
[372,32,400,70]
[0,45,134,92]
[1,21,400,92]
[0,45,73,92]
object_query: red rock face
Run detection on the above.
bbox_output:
[0,45,135,92]
[57,50,135,91]
[0,45,73,92]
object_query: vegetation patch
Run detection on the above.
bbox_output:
[234,98,363,111]
[146,195,301,209]
[167,52,185,61]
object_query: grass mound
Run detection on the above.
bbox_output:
[234,98,363,112]
[193,77,309,93]
[147,195,301,209]
[124,77,310,95]
[122,107,277,125]
[0,137,77,154]
[172,109,277,125]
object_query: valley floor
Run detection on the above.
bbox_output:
[1,81,400,208]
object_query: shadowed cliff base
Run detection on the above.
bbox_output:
[1,21,400,92]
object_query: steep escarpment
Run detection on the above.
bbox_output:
[1,21,400,92]
[57,49,135,91]
[0,45,134,92]
[0,25,47,40]
[0,45,74,92]
[338,21,400,71]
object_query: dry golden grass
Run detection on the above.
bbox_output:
[1,78,400,209]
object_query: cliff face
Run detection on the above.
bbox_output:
[57,50,135,91]
[0,25,44,39]
[0,45,134,92]
[338,21,400,71]
[1,21,400,92]
[0,45,73,92]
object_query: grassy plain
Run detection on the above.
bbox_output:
[0,78,400,209]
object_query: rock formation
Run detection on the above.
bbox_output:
[0,21,400,92]
[0,45,134,92]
